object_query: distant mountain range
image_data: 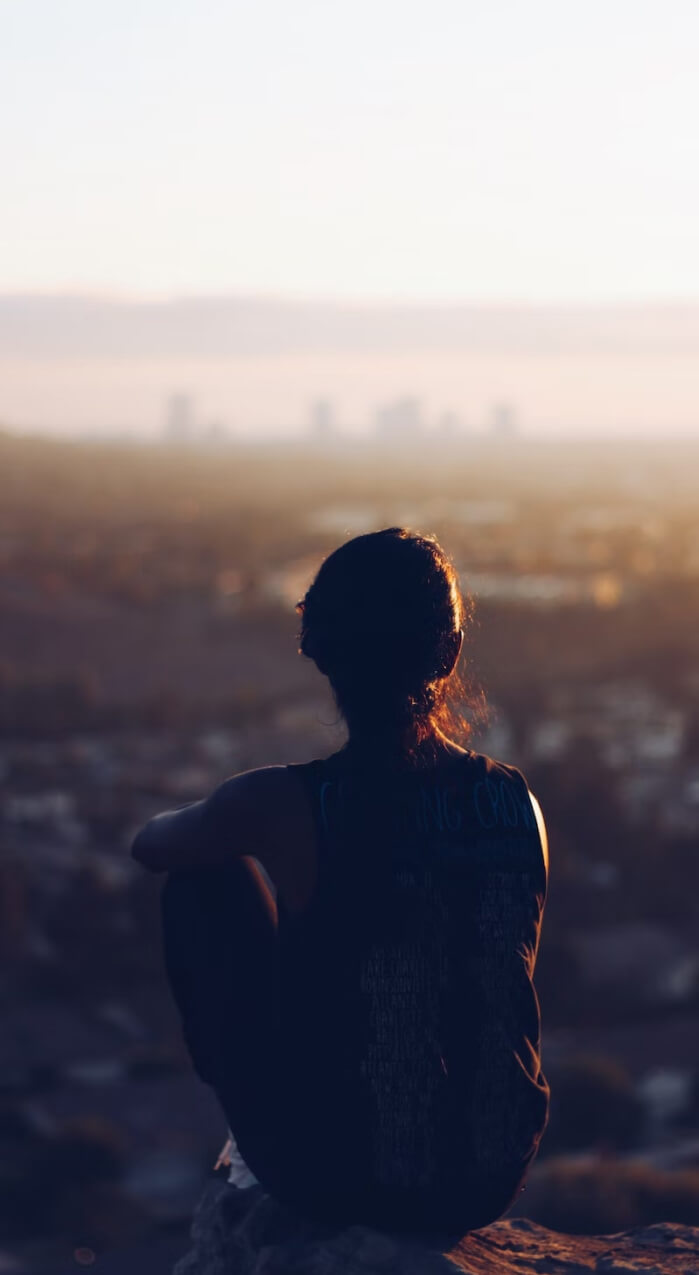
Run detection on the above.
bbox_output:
[2,294,699,358]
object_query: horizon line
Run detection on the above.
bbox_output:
[3,289,699,311]
[3,423,699,446]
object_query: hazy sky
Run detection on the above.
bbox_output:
[3,0,699,302]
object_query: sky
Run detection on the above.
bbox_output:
[3,0,699,302]
[1,1,699,435]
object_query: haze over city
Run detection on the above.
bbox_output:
[0,295,698,438]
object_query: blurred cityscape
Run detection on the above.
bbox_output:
[159,389,513,447]
[1,426,699,1268]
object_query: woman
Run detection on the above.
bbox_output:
[132,527,550,1242]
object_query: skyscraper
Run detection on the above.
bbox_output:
[309,398,336,438]
[164,393,195,443]
[489,402,518,438]
[374,397,423,440]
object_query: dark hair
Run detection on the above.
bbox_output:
[297,527,481,751]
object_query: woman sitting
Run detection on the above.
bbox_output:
[132,527,550,1243]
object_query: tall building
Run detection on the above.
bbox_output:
[436,410,463,436]
[309,398,336,438]
[374,396,423,440]
[164,393,195,443]
[204,420,230,444]
[489,402,518,438]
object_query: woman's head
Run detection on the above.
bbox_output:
[297,528,475,750]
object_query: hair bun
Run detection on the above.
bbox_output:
[297,528,470,745]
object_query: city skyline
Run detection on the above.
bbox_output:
[1,294,698,438]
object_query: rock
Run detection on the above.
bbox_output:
[173,1179,699,1275]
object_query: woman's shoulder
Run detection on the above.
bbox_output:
[205,763,309,830]
[207,751,347,816]
[206,760,322,848]
[458,746,529,787]
[461,749,549,875]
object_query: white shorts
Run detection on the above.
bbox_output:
[214,1129,260,1188]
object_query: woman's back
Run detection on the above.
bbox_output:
[273,745,550,1235]
[134,528,552,1239]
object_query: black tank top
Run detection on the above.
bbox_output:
[273,747,550,1235]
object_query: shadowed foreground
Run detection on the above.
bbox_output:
[172,1180,699,1274]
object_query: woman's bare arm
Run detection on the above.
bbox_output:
[130,766,288,873]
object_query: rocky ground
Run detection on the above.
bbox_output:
[164,1181,699,1275]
